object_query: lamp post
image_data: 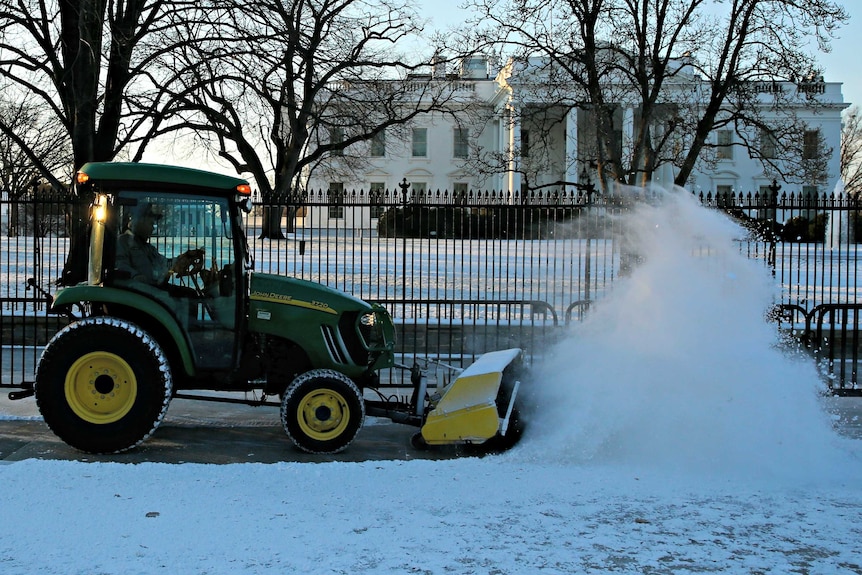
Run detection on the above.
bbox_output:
[398,178,411,204]
[767,179,781,275]
[574,166,596,303]
[575,165,596,205]
[397,177,411,350]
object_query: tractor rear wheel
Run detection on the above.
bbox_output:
[35,317,173,453]
[281,369,364,454]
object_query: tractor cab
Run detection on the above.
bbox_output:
[77,163,252,373]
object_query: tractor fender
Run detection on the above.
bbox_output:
[52,285,195,375]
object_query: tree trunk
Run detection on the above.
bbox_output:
[258,205,286,240]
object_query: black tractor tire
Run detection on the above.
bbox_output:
[477,407,524,454]
[463,372,526,456]
[281,369,365,454]
[35,317,173,454]
[489,370,528,451]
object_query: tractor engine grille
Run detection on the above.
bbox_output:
[339,312,371,366]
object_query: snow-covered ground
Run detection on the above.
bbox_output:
[2,187,862,574]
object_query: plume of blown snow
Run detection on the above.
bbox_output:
[515,185,856,483]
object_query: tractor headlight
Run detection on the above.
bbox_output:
[358,312,381,345]
[357,310,389,350]
[93,194,108,223]
[354,305,394,357]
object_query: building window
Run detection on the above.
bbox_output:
[453,128,469,159]
[369,182,386,219]
[330,127,344,156]
[613,128,624,161]
[760,129,777,159]
[328,182,344,219]
[717,130,733,160]
[803,130,820,160]
[520,129,530,158]
[802,185,819,200]
[410,181,427,203]
[412,128,428,157]
[716,184,734,198]
[370,131,385,157]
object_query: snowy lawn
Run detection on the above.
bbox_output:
[1,187,861,574]
[1,454,861,575]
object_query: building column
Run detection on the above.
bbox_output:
[498,115,507,192]
[566,107,579,188]
[507,102,522,197]
[622,105,634,168]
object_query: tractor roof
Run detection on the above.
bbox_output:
[77,162,250,195]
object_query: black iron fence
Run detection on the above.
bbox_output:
[2,187,860,393]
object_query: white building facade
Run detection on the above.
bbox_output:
[304,57,847,228]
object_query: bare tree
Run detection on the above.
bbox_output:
[0,0,190,173]
[151,0,468,238]
[0,94,72,236]
[841,106,862,196]
[460,0,847,192]
[674,0,845,187]
[0,0,197,283]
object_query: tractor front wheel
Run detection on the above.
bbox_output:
[281,370,365,454]
[35,317,173,453]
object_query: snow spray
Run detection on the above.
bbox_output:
[517,184,857,482]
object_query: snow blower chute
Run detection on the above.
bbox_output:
[366,347,525,451]
[363,348,525,450]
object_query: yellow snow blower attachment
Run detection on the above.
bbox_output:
[419,348,523,446]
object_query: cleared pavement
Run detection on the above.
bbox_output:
[0,394,464,464]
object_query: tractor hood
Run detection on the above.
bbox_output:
[248,272,372,316]
[247,273,395,371]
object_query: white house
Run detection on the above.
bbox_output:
[304,55,847,228]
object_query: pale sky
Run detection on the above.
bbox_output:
[419,0,862,108]
[819,1,862,108]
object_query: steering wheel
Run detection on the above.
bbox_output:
[172,248,206,278]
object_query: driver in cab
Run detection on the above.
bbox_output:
[115,202,201,286]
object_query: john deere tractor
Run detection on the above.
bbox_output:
[29,163,523,454]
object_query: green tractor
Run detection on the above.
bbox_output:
[27,162,523,454]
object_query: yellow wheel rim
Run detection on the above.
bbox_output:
[296,389,350,441]
[64,352,138,424]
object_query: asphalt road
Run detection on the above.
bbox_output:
[1,350,860,464]
[0,393,470,464]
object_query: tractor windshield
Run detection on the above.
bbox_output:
[114,192,234,288]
